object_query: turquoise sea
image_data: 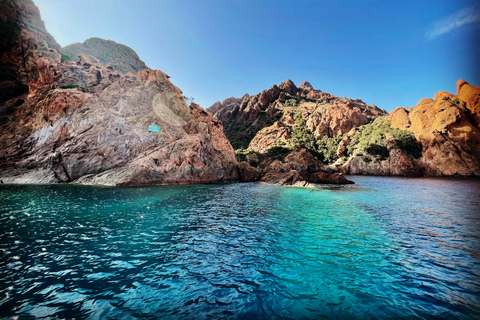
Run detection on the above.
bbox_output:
[0,176,479,319]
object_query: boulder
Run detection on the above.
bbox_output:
[238,162,262,182]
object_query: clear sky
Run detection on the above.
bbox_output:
[34,0,480,112]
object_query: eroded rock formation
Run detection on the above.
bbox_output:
[389,80,480,176]
[208,78,386,152]
[239,147,353,185]
[0,0,238,186]
[222,78,479,178]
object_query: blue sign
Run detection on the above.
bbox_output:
[148,125,160,132]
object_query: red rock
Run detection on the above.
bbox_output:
[457,79,480,127]
[278,79,298,94]
[389,80,480,176]
[0,0,239,185]
[309,172,354,184]
[255,147,353,186]
[238,162,262,182]
[389,107,411,130]
[298,81,314,92]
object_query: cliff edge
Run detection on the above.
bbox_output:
[0,0,238,186]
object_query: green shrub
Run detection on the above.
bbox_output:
[60,53,71,62]
[266,146,291,161]
[225,110,283,150]
[290,112,316,150]
[235,149,263,167]
[449,97,465,110]
[284,98,298,107]
[366,144,389,159]
[347,116,422,159]
[59,84,78,89]
[316,135,343,164]
[0,20,21,41]
[394,132,422,159]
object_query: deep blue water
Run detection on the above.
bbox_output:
[0,176,479,319]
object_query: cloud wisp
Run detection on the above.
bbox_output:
[426,5,480,40]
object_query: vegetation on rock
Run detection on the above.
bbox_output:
[225,109,283,150]
[347,117,422,159]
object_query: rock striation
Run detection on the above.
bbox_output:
[0,0,238,186]
[63,37,149,75]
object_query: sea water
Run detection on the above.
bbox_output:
[0,176,479,319]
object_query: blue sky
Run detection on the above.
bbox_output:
[34,0,480,112]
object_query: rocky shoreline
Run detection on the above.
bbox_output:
[1,0,479,187]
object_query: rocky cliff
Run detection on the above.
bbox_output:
[207,79,386,151]
[63,37,149,75]
[0,0,238,186]
[387,80,480,176]
[1,0,62,113]
[214,78,480,177]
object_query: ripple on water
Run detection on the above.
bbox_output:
[0,179,480,319]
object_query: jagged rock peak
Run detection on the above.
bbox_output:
[207,94,248,114]
[278,79,297,94]
[299,81,314,91]
[63,37,149,75]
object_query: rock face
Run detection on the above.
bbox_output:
[0,0,238,186]
[208,78,386,151]
[207,94,249,115]
[389,80,480,176]
[224,78,479,178]
[0,0,62,113]
[333,116,426,176]
[238,147,354,185]
[63,37,149,75]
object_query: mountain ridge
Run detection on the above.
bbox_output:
[209,79,480,177]
[63,37,149,75]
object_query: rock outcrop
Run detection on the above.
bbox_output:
[238,147,353,185]
[389,80,480,176]
[208,94,249,115]
[223,78,479,178]
[208,79,386,151]
[63,37,149,75]
[0,0,238,186]
[1,0,62,114]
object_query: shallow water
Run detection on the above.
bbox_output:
[0,176,479,319]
